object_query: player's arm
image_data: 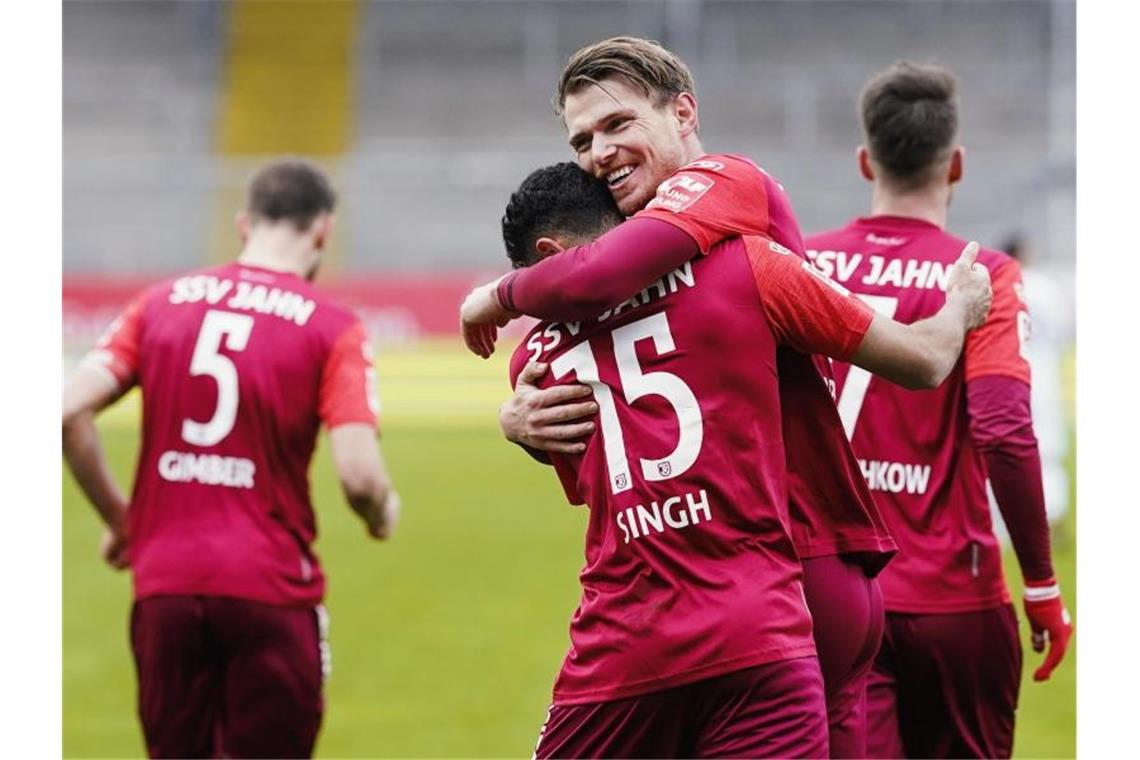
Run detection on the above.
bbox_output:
[461,219,698,358]
[496,219,698,321]
[965,261,1071,682]
[755,240,991,388]
[851,245,991,388]
[62,298,144,570]
[62,364,131,569]
[321,323,399,540]
[328,424,399,540]
[461,160,772,357]
[501,361,597,457]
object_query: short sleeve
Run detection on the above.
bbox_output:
[633,155,771,253]
[744,237,874,360]
[319,321,380,430]
[81,293,146,389]
[965,259,1032,384]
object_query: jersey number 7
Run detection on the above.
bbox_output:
[836,295,899,439]
[182,310,255,447]
[551,312,703,495]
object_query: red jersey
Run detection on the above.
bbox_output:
[806,216,1030,613]
[84,262,378,607]
[637,155,896,571]
[509,235,874,705]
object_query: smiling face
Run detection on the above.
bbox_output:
[563,76,699,216]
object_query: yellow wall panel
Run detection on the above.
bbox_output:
[219,0,359,155]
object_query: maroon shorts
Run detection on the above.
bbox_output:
[866,604,1022,759]
[130,595,328,759]
[802,555,885,759]
[534,656,828,759]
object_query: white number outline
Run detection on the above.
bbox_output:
[182,310,255,447]
[835,295,899,439]
[551,312,703,494]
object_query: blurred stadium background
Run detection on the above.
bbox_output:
[63,1,1076,757]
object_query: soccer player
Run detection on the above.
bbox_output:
[460,37,973,756]
[491,161,990,758]
[62,160,400,759]
[804,62,1073,758]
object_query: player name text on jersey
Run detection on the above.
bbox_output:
[158,449,256,489]
[616,489,712,544]
[806,249,952,291]
[858,458,932,495]
[168,275,317,326]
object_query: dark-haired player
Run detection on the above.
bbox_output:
[492,161,990,758]
[63,160,400,759]
[805,62,1072,759]
[461,37,988,757]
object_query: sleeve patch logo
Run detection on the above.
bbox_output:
[646,173,715,213]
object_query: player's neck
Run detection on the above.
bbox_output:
[681,136,705,165]
[237,230,313,277]
[237,249,308,277]
[870,183,949,229]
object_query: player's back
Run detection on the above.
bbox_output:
[510,236,815,705]
[807,216,1021,613]
[114,262,368,606]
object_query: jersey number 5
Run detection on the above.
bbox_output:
[182,310,255,447]
[551,312,703,495]
[836,295,899,438]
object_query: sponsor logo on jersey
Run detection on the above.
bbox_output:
[769,240,794,256]
[865,232,908,246]
[646,173,714,213]
[616,488,712,544]
[158,449,256,489]
[858,458,932,495]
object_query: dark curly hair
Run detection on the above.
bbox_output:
[501,163,624,269]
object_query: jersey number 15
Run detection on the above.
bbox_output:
[550,312,703,495]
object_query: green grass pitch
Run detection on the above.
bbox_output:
[62,341,1076,757]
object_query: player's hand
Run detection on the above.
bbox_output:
[368,490,401,540]
[1023,577,1073,682]
[945,241,992,330]
[460,277,517,358]
[500,362,597,454]
[100,525,129,570]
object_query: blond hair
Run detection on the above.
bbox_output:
[555,36,696,115]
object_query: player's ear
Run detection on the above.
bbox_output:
[235,211,251,244]
[311,213,334,251]
[673,93,699,138]
[857,146,875,182]
[948,146,964,184]
[534,237,566,260]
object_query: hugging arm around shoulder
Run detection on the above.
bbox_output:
[497,218,700,321]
